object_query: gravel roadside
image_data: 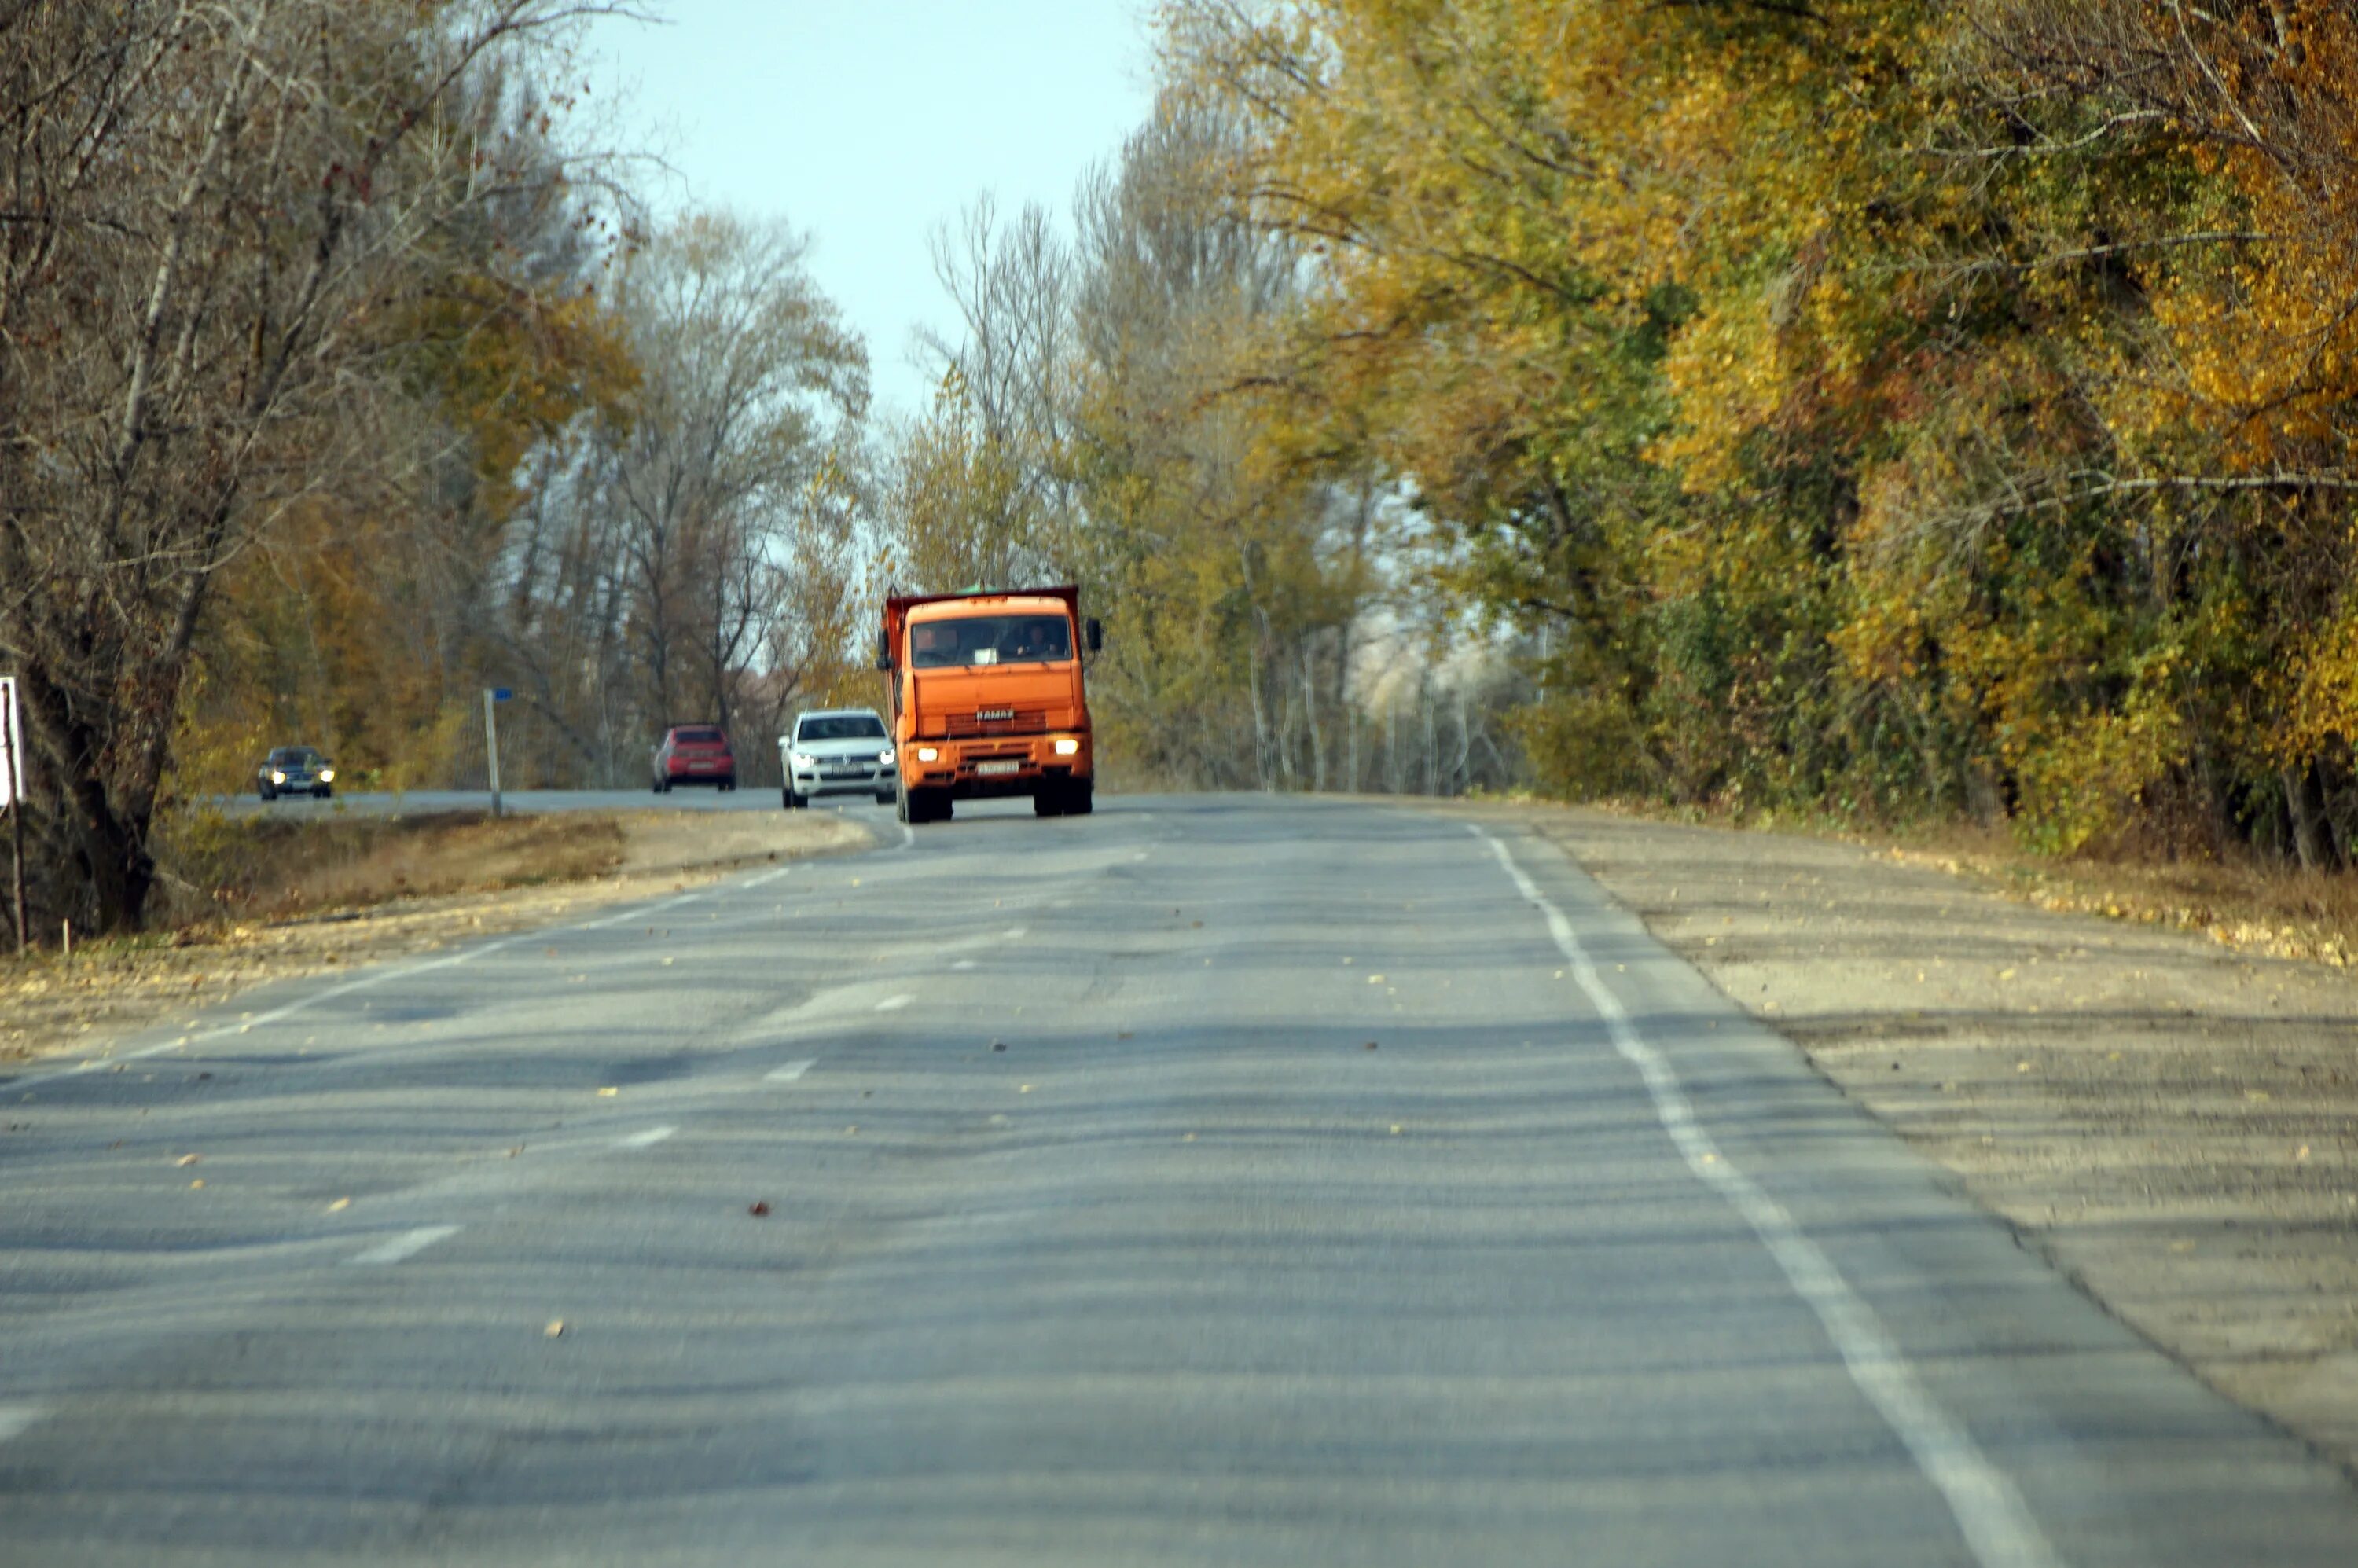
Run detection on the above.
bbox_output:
[1464,800,2358,1476]
[1471,802,2358,1471]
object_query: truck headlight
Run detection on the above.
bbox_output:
[915,746,939,763]
[1052,738,1081,756]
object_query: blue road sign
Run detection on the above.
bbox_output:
[491,688,513,702]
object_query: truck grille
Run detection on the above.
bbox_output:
[944,709,1047,738]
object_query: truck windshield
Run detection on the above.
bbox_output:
[909,615,1072,669]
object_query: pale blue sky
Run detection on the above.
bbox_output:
[587,2,1158,417]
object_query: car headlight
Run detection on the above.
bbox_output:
[915,746,939,763]
[877,747,895,764]
[270,770,285,784]
[1052,738,1081,757]
[318,768,335,782]
[790,752,816,769]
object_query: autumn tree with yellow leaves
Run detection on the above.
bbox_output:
[1157,0,2358,863]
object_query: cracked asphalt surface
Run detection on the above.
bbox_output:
[2,795,2352,1565]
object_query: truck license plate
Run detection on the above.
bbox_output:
[974,759,1020,777]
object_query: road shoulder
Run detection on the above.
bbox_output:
[2,809,876,1070]
[1443,799,2358,1478]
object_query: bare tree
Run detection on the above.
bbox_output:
[593,211,866,736]
[0,0,641,929]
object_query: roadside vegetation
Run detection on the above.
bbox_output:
[1136,2,2358,861]
[158,812,628,928]
[9,1,2358,944]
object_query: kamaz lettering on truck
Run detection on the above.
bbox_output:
[878,586,1102,824]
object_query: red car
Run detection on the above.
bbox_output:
[652,725,736,792]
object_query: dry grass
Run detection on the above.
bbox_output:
[1903,837,2358,969]
[154,809,627,927]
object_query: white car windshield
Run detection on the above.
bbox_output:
[798,714,887,741]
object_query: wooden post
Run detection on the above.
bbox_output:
[1,677,23,956]
[484,689,503,820]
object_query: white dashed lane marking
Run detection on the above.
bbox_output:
[874,995,913,1012]
[764,1060,815,1084]
[615,1125,677,1150]
[344,1225,462,1267]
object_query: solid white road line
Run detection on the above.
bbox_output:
[0,1405,45,1443]
[764,1060,815,1083]
[1470,825,2062,1568]
[874,994,913,1012]
[615,1125,676,1150]
[951,960,978,971]
[344,1225,462,1267]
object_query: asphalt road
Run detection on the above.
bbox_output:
[2,795,2352,1566]
[218,785,800,817]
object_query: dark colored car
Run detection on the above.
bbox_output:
[652,725,736,792]
[257,746,335,801]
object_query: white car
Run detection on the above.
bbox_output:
[780,708,897,809]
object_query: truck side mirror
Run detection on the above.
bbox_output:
[1085,617,1103,653]
[875,630,892,671]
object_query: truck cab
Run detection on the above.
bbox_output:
[880,586,1100,823]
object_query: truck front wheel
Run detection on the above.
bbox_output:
[899,783,947,824]
[1067,781,1093,816]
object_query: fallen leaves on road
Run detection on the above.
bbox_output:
[188,1178,204,1188]
[327,1197,351,1213]
[174,1153,200,1166]
[1364,1041,1379,1051]
[545,1319,566,1338]
[748,1200,771,1217]
[596,1086,618,1097]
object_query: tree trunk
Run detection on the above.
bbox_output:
[16,659,156,933]
[2283,766,2336,872]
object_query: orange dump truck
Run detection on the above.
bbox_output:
[878,586,1101,824]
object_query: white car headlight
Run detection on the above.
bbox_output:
[915,746,939,763]
[318,768,335,782]
[1052,738,1081,757]
[877,747,895,764]
[270,770,285,784]
[790,752,816,769]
